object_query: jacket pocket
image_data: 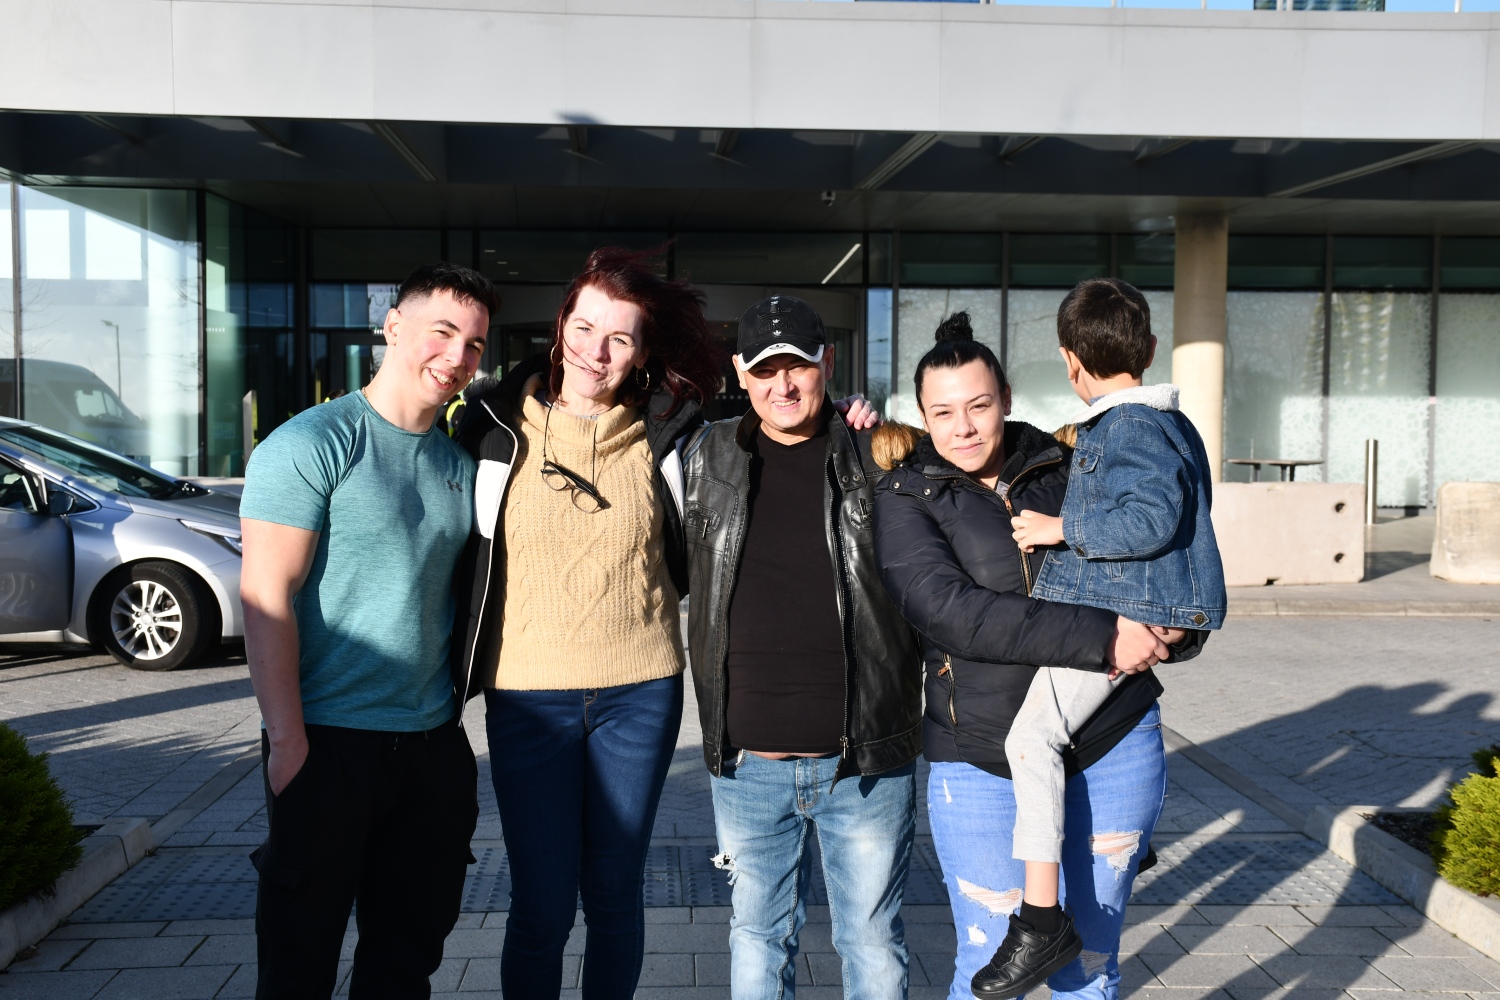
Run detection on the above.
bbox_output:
[684,500,722,542]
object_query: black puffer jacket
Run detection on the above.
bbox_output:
[874,420,1201,779]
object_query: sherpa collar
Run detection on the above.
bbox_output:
[1076,383,1179,424]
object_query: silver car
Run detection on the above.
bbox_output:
[0,417,243,671]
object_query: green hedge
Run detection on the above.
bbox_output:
[0,723,85,911]
[1432,745,1500,898]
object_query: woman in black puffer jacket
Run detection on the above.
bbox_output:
[872,316,1203,1000]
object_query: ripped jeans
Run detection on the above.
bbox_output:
[926,703,1167,1000]
[710,754,915,1000]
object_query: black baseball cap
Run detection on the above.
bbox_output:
[736,295,826,368]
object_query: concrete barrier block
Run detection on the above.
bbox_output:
[95,817,156,866]
[1431,482,1500,584]
[1212,482,1365,587]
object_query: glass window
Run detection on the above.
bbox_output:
[1009,234,1107,288]
[1,184,15,419]
[888,288,1001,425]
[1227,236,1325,290]
[1326,292,1431,507]
[205,195,296,476]
[676,233,863,286]
[312,229,441,281]
[1007,289,1075,434]
[899,234,1003,287]
[479,231,667,284]
[1224,292,1326,482]
[1440,238,1500,290]
[1006,287,1174,436]
[867,233,892,286]
[1332,237,1431,291]
[1434,293,1500,487]
[1118,234,1175,289]
[19,187,200,476]
[866,288,893,417]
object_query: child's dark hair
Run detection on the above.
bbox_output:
[914,311,1008,405]
[1056,278,1153,379]
[396,262,500,318]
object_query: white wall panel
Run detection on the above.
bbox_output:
[939,21,1123,137]
[0,0,1495,141]
[370,8,566,124]
[0,1,175,114]
[751,16,941,133]
[171,2,376,119]
[1300,26,1487,140]
[565,13,754,128]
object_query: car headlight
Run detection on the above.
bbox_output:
[181,519,243,556]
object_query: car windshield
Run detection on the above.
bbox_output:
[0,425,196,500]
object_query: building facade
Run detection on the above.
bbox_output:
[3,0,1500,506]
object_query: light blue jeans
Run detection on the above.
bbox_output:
[710,753,916,1000]
[927,704,1168,1000]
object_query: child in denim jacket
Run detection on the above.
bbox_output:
[970,278,1226,1000]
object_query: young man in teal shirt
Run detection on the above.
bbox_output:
[239,263,496,999]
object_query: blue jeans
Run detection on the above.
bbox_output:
[711,753,916,1000]
[484,674,682,1000]
[927,704,1167,1000]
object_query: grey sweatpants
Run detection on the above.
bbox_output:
[1003,666,1121,864]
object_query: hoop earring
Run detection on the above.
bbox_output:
[635,366,652,390]
[550,340,562,366]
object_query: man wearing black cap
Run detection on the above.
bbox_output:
[681,295,924,999]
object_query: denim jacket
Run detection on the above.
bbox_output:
[1029,384,1227,630]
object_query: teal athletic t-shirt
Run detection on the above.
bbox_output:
[240,391,475,732]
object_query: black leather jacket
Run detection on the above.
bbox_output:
[874,420,1204,779]
[682,402,923,780]
[449,354,700,704]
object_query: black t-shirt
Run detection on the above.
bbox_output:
[725,424,846,754]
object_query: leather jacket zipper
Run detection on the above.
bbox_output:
[829,460,855,766]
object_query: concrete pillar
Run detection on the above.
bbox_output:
[1172,213,1228,483]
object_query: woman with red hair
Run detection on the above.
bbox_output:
[451,246,723,999]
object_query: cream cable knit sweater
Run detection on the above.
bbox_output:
[483,385,686,691]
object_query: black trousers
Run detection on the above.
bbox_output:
[252,720,479,1000]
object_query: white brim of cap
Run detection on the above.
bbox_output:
[735,342,826,369]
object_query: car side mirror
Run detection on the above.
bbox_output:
[46,491,78,516]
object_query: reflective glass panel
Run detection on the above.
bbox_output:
[1434,293,1500,487]
[1118,233,1175,290]
[1441,238,1500,290]
[1007,288,1175,436]
[1,183,14,418]
[18,187,200,476]
[312,229,441,281]
[206,194,295,476]
[899,234,1003,286]
[889,288,1001,425]
[866,288,893,417]
[478,232,667,284]
[1227,236,1325,290]
[1333,237,1431,291]
[1326,292,1431,506]
[1009,235,1107,288]
[675,233,864,286]
[1224,292,1326,482]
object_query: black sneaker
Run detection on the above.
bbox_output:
[971,909,1083,1000]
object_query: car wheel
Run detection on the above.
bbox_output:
[94,562,217,671]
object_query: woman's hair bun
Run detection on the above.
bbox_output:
[935,311,974,343]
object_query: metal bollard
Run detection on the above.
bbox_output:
[1363,439,1379,525]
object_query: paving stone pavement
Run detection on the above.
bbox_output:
[4,613,1500,998]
